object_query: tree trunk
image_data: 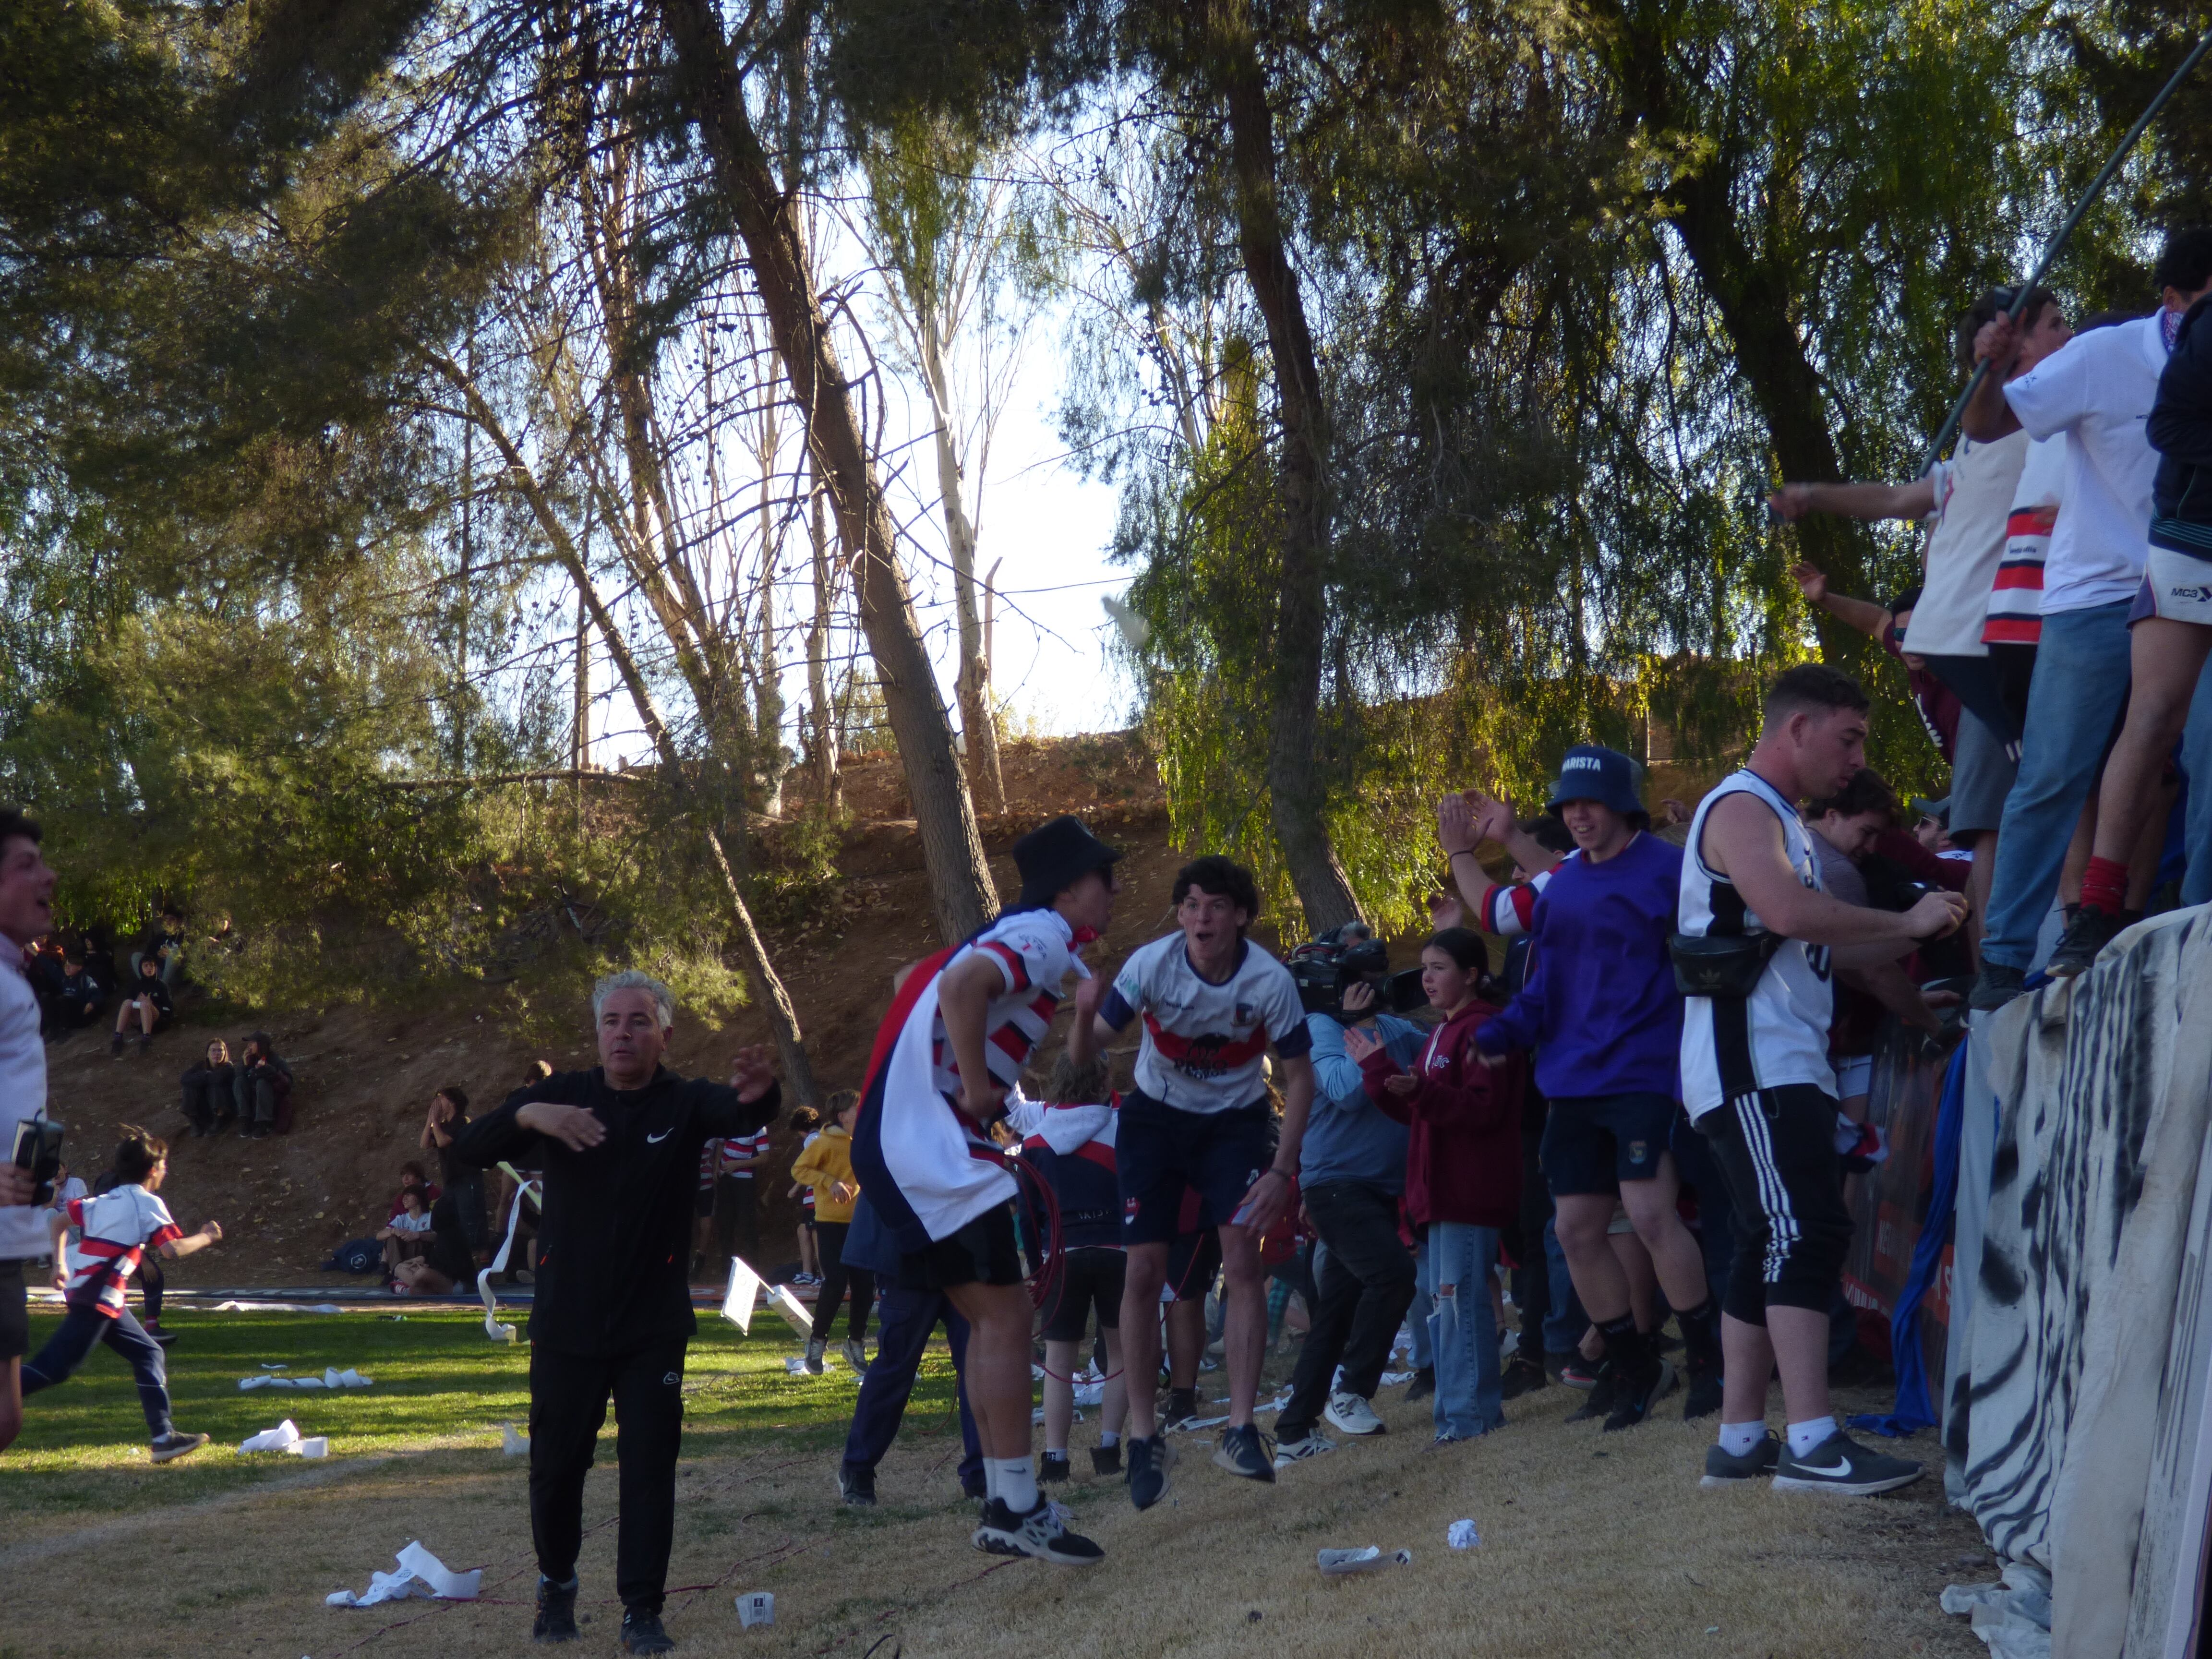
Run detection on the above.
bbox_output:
[656,0,997,944]
[805,475,842,815]
[1205,0,1362,933]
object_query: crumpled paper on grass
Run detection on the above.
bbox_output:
[240,1367,372,1392]
[1940,1563,2052,1659]
[326,1542,482,1608]
[239,1419,304,1454]
[216,1301,346,1314]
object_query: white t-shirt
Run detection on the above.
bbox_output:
[390,1209,434,1235]
[2003,314,2169,614]
[0,953,49,1260]
[1905,429,2029,656]
[1103,935,1310,1114]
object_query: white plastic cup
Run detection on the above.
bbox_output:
[736,1591,774,1627]
[299,1436,330,1458]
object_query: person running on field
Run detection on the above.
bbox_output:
[1447,745,1723,1426]
[848,815,1120,1565]
[1071,855,1316,1508]
[22,1127,221,1464]
[1681,665,1965,1495]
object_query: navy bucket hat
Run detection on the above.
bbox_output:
[1544,745,1646,818]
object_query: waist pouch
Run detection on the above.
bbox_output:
[1668,931,1782,999]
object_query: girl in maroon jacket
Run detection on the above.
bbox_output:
[1346,928,1526,1443]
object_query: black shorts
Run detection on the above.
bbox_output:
[898,1202,1024,1292]
[693,1185,716,1220]
[1164,1228,1223,1302]
[1540,1092,1683,1196]
[1042,1246,1127,1342]
[1118,1090,1271,1246]
[0,1259,24,1361]
[1695,1084,1853,1324]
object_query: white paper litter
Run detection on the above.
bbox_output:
[1940,1563,2052,1659]
[1379,1370,1417,1387]
[765,1283,815,1341]
[477,1168,541,1342]
[1031,1407,1085,1425]
[1317,1547,1413,1576]
[735,1590,775,1627]
[239,1419,303,1454]
[784,1355,838,1376]
[501,1421,528,1456]
[1168,1414,1230,1432]
[721,1257,765,1334]
[1448,1519,1479,1550]
[300,1436,330,1458]
[240,1370,373,1392]
[216,1301,346,1314]
[326,1542,482,1608]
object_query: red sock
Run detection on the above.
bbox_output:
[2080,854,2129,918]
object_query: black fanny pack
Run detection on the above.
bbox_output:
[1668,931,1783,999]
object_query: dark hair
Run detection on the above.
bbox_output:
[1422,927,1503,1002]
[1047,1050,1111,1105]
[434,1085,469,1114]
[1519,815,1576,856]
[787,1106,821,1134]
[137,955,160,974]
[1956,286,2060,371]
[114,1125,167,1185]
[1764,663,1870,726]
[1171,855,1261,923]
[2155,228,2212,298]
[1806,767,1899,825]
[399,1160,428,1184]
[247,1029,276,1059]
[0,809,41,851]
[398,1185,428,1210]
[1885,583,1923,618]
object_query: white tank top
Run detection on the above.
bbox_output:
[1678,769,1838,1119]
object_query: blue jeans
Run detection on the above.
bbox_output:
[22,1302,174,1438]
[841,1288,981,1494]
[1984,601,2136,969]
[2183,668,2212,907]
[1427,1223,1503,1440]
[1541,1215,1582,1356]
[1407,1250,1434,1370]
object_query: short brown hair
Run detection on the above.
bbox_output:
[1806,767,1899,825]
[114,1125,168,1185]
[1046,1051,1110,1105]
[1764,663,1870,728]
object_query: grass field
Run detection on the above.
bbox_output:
[0,1303,1994,1659]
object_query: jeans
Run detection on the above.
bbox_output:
[842,1288,982,1493]
[1277,1181,1416,1439]
[1541,1215,1583,1356]
[1407,1251,1434,1370]
[1984,601,2135,969]
[1427,1222,1503,1440]
[23,1303,174,1437]
[2183,667,2212,907]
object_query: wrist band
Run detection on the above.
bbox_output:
[1447,847,1477,860]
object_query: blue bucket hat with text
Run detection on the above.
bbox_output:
[1544,744,1646,819]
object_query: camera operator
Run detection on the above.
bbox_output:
[1272,929,1427,1463]
[0,810,61,1454]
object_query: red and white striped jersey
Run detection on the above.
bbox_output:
[718,1129,770,1178]
[923,909,1079,1102]
[1470,866,1556,938]
[63,1185,181,1319]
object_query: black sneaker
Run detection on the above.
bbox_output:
[532,1575,579,1643]
[144,1322,177,1347]
[1212,1422,1276,1482]
[2046,906,2125,979]
[961,1470,988,1501]
[971,1496,1105,1564]
[109,1034,126,1057]
[149,1431,208,1464]
[1699,1432,1783,1487]
[1403,1364,1435,1403]
[1163,1387,1202,1431]
[1682,1365,1723,1420]
[1126,1434,1175,1509]
[838,1464,876,1506]
[1038,1451,1070,1484]
[1603,1358,1676,1431]
[1090,1442,1122,1478]
[1771,1429,1923,1496]
[1565,1363,1617,1422]
[1498,1355,1545,1400]
[1969,962,2027,1013]
[618,1610,674,1654]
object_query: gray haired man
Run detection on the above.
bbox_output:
[456,970,781,1655]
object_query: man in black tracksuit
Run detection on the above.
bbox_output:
[455,971,780,1657]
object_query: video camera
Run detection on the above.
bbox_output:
[1287,924,1426,1022]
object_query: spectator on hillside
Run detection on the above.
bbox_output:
[388,1161,441,1220]
[392,1193,477,1295]
[378,1186,437,1277]
[421,1088,485,1259]
[108,956,173,1057]
[179,1041,235,1137]
[132,910,187,990]
[233,1032,292,1139]
[45,949,104,1040]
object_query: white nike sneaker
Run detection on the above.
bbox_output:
[1324,1392,1385,1436]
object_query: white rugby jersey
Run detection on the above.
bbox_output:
[1103,934,1310,1114]
[925,908,1081,1098]
[63,1185,182,1319]
[1678,769,1838,1119]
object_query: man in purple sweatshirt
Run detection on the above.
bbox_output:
[1463,745,1724,1426]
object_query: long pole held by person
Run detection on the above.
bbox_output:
[1922,29,2212,470]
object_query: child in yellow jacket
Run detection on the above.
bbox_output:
[791,1092,870,1372]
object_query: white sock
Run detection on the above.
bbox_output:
[1043,1446,1068,1461]
[992,1455,1038,1512]
[1717,1420,1764,1458]
[1786,1416,1837,1458]
[1098,1430,1119,1448]
[982,1461,999,1501]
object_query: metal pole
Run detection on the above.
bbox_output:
[1921,27,2212,471]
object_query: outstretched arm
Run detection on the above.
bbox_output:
[1768,479,1936,523]
[1790,564,1893,643]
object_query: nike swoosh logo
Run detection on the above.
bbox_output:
[646,1129,672,1144]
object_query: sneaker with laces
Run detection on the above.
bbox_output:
[2046,906,2125,978]
[618,1609,674,1654]
[1212,1422,1276,1482]
[1038,1451,1070,1484]
[842,1337,867,1372]
[972,1495,1105,1564]
[803,1339,824,1375]
[1699,1432,1783,1487]
[150,1431,208,1464]
[1969,962,2027,1012]
[1323,1391,1385,1436]
[1682,1365,1722,1421]
[532,1575,580,1643]
[1162,1386,1203,1431]
[1403,1364,1435,1403]
[1273,1429,1337,1468]
[1090,1442,1122,1478]
[1565,1364,1617,1422]
[1603,1358,1676,1431]
[837,1464,876,1505]
[1771,1429,1923,1496]
[1126,1433,1175,1509]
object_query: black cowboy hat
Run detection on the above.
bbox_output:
[1013,816,1122,909]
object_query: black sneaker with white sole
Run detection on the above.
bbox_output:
[838,1463,876,1505]
[1272,1429,1336,1469]
[1699,1432,1783,1487]
[1212,1422,1276,1482]
[149,1431,208,1464]
[1603,1358,1675,1432]
[1162,1387,1204,1431]
[1771,1430,1923,1496]
[532,1575,579,1643]
[971,1496,1105,1564]
[618,1610,674,1654]
[1126,1434,1175,1509]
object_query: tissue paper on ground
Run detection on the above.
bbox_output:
[327,1542,482,1608]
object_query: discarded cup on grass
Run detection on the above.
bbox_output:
[299,1436,330,1458]
[1316,1547,1412,1576]
[735,1591,775,1627]
[501,1421,528,1456]
[1448,1519,1479,1550]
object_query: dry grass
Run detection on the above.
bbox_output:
[0,1318,1992,1659]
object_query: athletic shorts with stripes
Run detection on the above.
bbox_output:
[1692,1082,1852,1324]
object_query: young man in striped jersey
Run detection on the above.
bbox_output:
[1680,666,1964,1495]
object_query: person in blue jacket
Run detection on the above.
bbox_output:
[1468,745,1725,1427]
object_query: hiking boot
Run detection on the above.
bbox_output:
[1699,1432,1783,1487]
[1038,1451,1070,1484]
[803,1339,825,1375]
[971,1495,1105,1565]
[1602,1358,1676,1431]
[1403,1364,1435,1403]
[1090,1442,1122,1478]
[1565,1364,1617,1422]
[618,1610,674,1654]
[1212,1423,1276,1483]
[149,1431,208,1464]
[532,1575,579,1643]
[842,1338,867,1372]
[1499,1355,1546,1400]
[1323,1391,1384,1436]
[1272,1429,1337,1469]
[1558,1355,1602,1391]
[1969,962,2026,1013]
[1771,1429,1924,1497]
[2047,906,2126,979]
[837,1464,875,1506]
[1126,1434,1174,1510]
[1162,1386,1202,1431]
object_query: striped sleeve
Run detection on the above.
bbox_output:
[1475,877,1541,938]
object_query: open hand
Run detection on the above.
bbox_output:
[1341,1024,1381,1064]
[517,1101,607,1151]
[729,1045,775,1102]
[1437,792,1479,855]
[1791,560,1827,601]
[1427,891,1466,931]
[1382,1073,1418,1097]
[1340,981,1376,1016]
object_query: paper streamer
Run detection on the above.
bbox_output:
[501,1421,528,1456]
[326,1542,482,1608]
[477,1166,542,1343]
[240,1368,372,1392]
[239,1419,303,1454]
[216,1301,346,1314]
[721,1257,764,1334]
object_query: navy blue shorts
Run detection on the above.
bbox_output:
[1117,1090,1272,1247]
[1540,1093,1683,1196]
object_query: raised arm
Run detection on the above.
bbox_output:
[1767,479,1937,523]
[1790,564,1893,643]
[1963,315,2025,441]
